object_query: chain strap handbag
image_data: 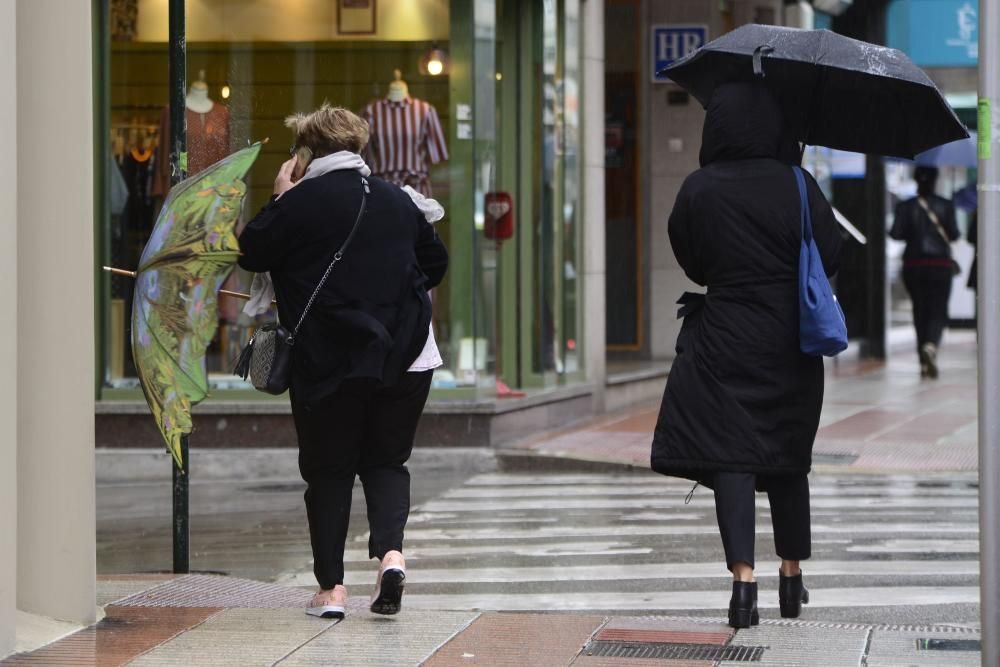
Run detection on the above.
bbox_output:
[234,176,369,394]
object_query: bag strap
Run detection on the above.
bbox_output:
[792,166,812,244]
[289,176,370,342]
[917,196,952,246]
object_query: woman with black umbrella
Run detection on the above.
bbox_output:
[651,82,841,628]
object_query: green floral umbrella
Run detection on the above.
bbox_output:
[132,142,263,469]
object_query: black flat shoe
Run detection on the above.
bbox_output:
[728,581,759,628]
[779,571,809,618]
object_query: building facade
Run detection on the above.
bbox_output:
[2,0,99,657]
[5,0,607,653]
[95,0,610,450]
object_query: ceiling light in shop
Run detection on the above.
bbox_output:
[221,85,231,100]
[420,43,449,77]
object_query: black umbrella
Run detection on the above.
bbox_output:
[660,24,969,159]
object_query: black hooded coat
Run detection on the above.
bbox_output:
[651,83,842,487]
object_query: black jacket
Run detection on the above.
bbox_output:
[889,194,959,260]
[238,169,448,404]
[651,82,842,486]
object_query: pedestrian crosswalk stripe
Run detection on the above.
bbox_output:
[328,472,981,617]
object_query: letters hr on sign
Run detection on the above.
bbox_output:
[652,24,708,83]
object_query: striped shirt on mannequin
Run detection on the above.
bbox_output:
[362,97,448,196]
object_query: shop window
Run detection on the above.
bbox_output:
[98,0,582,399]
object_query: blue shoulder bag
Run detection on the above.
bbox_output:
[794,166,847,357]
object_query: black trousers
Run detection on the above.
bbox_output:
[290,370,433,589]
[902,266,953,353]
[712,472,811,571]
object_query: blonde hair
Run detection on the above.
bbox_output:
[284,103,369,157]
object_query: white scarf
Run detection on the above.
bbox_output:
[243,152,444,316]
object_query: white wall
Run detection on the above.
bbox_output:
[16,0,97,625]
[0,0,17,657]
[583,0,607,410]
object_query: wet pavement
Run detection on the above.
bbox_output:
[5,331,985,665]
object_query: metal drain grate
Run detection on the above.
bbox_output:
[114,574,312,609]
[583,641,765,661]
[916,638,981,652]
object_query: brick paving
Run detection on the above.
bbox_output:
[512,337,980,473]
[1,606,221,666]
[421,613,605,666]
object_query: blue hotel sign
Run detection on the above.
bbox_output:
[887,0,977,67]
[652,24,708,83]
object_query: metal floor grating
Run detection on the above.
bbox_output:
[583,640,765,661]
[619,615,981,634]
[113,574,314,609]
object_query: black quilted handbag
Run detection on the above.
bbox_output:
[234,176,369,394]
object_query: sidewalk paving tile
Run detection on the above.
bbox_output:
[1,606,221,667]
[422,612,606,667]
[97,574,176,607]
[280,610,477,666]
[596,411,658,433]
[817,409,910,440]
[128,609,337,666]
[722,624,868,667]
[873,412,975,443]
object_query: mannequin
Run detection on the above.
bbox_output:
[185,73,214,113]
[153,69,231,196]
[387,69,410,102]
[361,70,448,196]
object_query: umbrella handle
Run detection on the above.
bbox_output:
[102,266,261,302]
[753,45,774,77]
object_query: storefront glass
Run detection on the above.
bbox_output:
[98,0,582,400]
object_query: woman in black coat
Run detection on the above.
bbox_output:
[651,83,841,628]
[889,166,959,379]
[238,105,448,619]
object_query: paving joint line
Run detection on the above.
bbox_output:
[416,611,483,666]
[271,615,344,666]
[567,615,613,666]
[859,627,874,667]
[123,607,227,666]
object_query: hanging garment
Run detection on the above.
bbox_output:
[153,104,231,197]
[362,97,448,196]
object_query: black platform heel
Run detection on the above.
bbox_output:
[728,581,759,628]
[778,571,809,618]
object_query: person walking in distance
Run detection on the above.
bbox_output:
[890,166,960,379]
[238,105,448,619]
[651,83,842,629]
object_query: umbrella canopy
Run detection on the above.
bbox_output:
[132,142,263,468]
[915,133,978,168]
[661,24,969,159]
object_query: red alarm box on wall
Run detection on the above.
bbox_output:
[484,192,514,241]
